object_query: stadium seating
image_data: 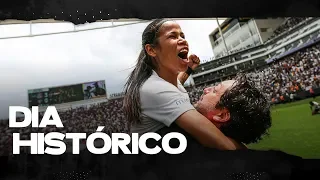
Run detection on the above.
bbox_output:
[188,42,320,105]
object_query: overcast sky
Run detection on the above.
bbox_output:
[0,19,225,119]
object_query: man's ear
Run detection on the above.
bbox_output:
[212,108,230,123]
[145,44,157,58]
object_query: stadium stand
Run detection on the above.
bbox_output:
[193,18,319,76]
[267,17,309,41]
[187,42,320,105]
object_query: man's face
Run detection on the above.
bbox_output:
[195,80,236,126]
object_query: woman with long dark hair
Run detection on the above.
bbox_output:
[123,19,241,150]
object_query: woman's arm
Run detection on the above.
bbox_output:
[178,54,200,85]
[175,109,243,150]
[178,71,190,85]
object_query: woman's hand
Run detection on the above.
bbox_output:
[188,54,201,70]
[178,54,201,85]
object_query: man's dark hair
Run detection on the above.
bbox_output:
[216,73,272,144]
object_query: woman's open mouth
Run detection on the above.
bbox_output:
[178,49,189,63]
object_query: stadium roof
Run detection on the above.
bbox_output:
[209,18,232,36]
[0,18,226,25]
[208,18,254,37]
[0,18,140,25]
[0,18,226,39]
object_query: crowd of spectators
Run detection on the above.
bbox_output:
[188,42,320,105]
[247,43,320,103]
[0,99,128,156]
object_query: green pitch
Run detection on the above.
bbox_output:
[248,96,320,159]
